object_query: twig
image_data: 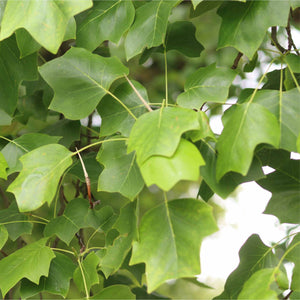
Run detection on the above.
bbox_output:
[76,229,86,253]
[286,9,300,55]
[283,290,293,300]
[87,113,94,146]
[124,74,153,112]
[0,250,8,257]
[271,27,286,54]
[231,52,243,69]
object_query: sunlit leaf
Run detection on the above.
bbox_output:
[0,152,7,180]
[91,285,135,299]
[0,225,8,249]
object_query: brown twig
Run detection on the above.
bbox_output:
[231,52,243,69]
[0,249,8,257]
[283,290,293,300]
[87,113,94,146]
[76,229,86,253]
[271,27,286,54]
[286,9,300,55]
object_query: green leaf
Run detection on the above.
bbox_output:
[177,64,236,109]
[0,0,92,54]
[215,234,278,299]
[97,139,144,200]
[216,103,280,180]
[0,238,55,297]
[44,198,115,245]
[99,201,137,277]
[7,144,73,212]
[128,107,200,165]
[39,47,129,120]
[0,152,8,179]
[77,0,135,51]
[285,53,300,73]
[191,0,203,9]
[98,81,149,137]
[1,133,61,175]
[237,268,278,299]
[15,29,40,58]
[130,198,218,292]
[0,109,12,126]
[91,285,135,299]
[0,202,33,241]
[297,134,300,153]
[73,252,100,293]
[20,252,76,298]
[0,225,8,249]
[140,139,204,191]
[0,35,38,115]
[190,0,222,18]
[125,0,180,60]
[217,1,290,59]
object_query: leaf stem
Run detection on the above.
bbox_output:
[0,136,28,152]
[77,257,90,300]
[124,74,152,112]
[285,60,300,92]
[25,214,49,223]
[0,220,47,225]
[164,46,169,107]
[51,248,76,256]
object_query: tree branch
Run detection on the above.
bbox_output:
[271,27,286,53]
[231,52,243,69]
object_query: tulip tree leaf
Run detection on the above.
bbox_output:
[7,144,73,212]
[0,152,8,180]
[177,64,236,109]
[97,139,144,200]
[140,139,205,191]
[128,107,200,165]
[0,109,12,126]
[0,238,55,297]
[91,285,135,299]
[125,0,180,60]
[217,1,290,59]
[130,198,218,292]
[77,0,135,51]
[216,103,280,180]
[98,81,149,137]
[44,198,115,245]
[0,35,38,115]
[39,47,129,120]
[0,0,92,54]
[20,252,76,298]
[0,225,8,249]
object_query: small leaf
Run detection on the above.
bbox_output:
[0,225,8,249]
[177,64,236,109]
[39,47,129,120]
[216,103,280,180]
[128,107,200,165]
[7,144,73,212]
[125,0,180,60]
[20,252,76,298]
[97,139,144,200]
[73,252,100,293]
[130,198,218,292]
[0,152,8,180]
[140,139,204,191]
[77,0,135,51]
[0,238,55,297]
[91,285,135,299]
[217,1,290,59]
[0,0,92,54]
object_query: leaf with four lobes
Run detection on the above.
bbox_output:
[130,198,218,292]
[7,144,73,212]
[91,285,135,299]
[128,107,200,165]
[98,81,149,137]
[0,0,92,54]
[0,35,38,115]
[0,152,8,180]
[125,0,180,60]
[97,139,144,200]
[77,0,135,51]
[140,139,205,191]
[215,234,278,300]
[0,238,55,297]
[73,252,100,293]
[20,252,76,299]
[177,64,236,109]
[1,133,61,175]
[44,198,116,245]
[39,47,129,120]
[98,201,138,277]
[0,225,8,249]
[0,202,33,241]
[216,103,280,180]
[217,1,290,59]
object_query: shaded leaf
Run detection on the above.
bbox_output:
[216,103,280,180]
[0,225,8,249]
[217,1,290,59]
[177,64,236,109]
[0,110,12,126]
[0,0,92,54]
[98,81,149,137]
[128,107,199,165]
[77,0,135,51]
[39,47,129,120]
[15,28,40,58]
[20,252,76,298]
[91,285,135,299]
[7,144,72,212]
[130,198,218,292]
[125,0,180,60]
[0,238,55,297]
[97,139,144,200]
[0,152,7,179]
[140,139,204,191]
